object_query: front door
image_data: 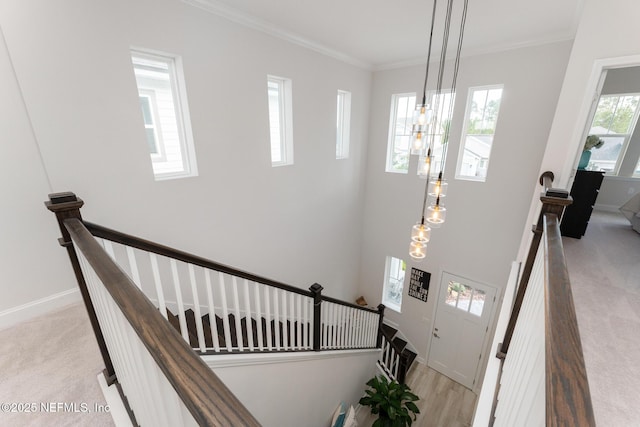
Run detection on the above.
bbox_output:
[427,272,497,389]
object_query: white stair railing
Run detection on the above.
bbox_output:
[78,249,200,427]
[493,247,545,427]
[98,238,318,353]
[378,333,400,379]
[320,300,378,350]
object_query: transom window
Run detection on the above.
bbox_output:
[456,85,504,181]
[336,90,351,159]
[267,75,294,166]
[131,49,198,180]
[382,256,406,313]
[587,93,640,174]
[422,90,455,175]
[386,93,415,173]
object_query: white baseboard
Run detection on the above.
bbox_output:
[0,288,81,330]
[594,203,621,213]
[97,372,133,427]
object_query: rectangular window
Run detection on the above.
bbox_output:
[587,93,640,175]
[131,49,197,180]
[336,90,351,159]
[421,90,456,175]
[267,76,294,166]
[456,85,504,181]
[386,93,416,173]
[382,256,406,313]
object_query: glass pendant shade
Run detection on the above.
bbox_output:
[426,202,446,228]
[417,154,432,178]
[413,104,432,129]
[411,131,427,154]
[411,222,431,243]
[428,179,448,198]
[409,240,427,261]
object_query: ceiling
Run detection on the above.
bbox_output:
[185,0,585,69]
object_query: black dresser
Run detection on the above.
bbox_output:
[560,170,605,238]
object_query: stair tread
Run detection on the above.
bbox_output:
[382,323,397,337]
[392,337,408,351]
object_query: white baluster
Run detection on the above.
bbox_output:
[149,253,167,319]
[334,305,340,349]
[281,289,289,349]
[346,307,353,348]
[188,264,206,352]
[302,296,309,349]
[125,246,142,289]
[170,259,189,344]
[289,292,295,349]
[254,283,264,351]
[273,288,281,350]
[204,269,220,352]
[264,286,273,351]
[296,294,302,350]
[101,239,116,260]
[218,273,233,352]
[231,277,244,351]
[368,312,375,347]
[320,303,327,349]
[243,279,254,351]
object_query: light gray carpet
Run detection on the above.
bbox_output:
[0,302,114,426]
[563,210,640,427]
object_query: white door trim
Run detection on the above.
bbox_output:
[426,270,501,392]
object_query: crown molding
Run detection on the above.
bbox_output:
[373,33,576,72]
[181,0,372,70]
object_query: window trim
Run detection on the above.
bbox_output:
[267,75,294,167]
[587,92,640,176]
[381,256,406,313]
[131,47,198,181]
[455,84,504,182]
[336,90,351,160]
[386,93,416,174]
[139,91,164,160]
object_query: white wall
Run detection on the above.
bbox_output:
[0,25,78,318]
[0,0,372,314]
[208,350,379,427]
[357,41,572,370]
[529,0,640,208]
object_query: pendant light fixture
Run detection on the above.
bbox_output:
[409,0,469,261]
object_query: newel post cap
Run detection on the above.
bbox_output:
[45,192,84,213]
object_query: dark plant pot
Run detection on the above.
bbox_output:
[578,150,591,170]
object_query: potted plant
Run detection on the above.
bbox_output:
[359,375,420,427]
[579,135,604,170]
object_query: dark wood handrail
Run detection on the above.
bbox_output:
[65,218,261,427]
[86,221,381,317]
[498,171,572,357]
[321,295,380,313]
[85,221,314,298]
[543,214,595,427]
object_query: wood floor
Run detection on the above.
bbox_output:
[357,363,477,427]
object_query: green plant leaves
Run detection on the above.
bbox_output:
[359,375,420,427]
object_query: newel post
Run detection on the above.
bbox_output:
[376,304,386,348]
[309,283,323,351]
[45,192,116,384]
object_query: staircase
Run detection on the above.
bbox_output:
[379,323,418,384]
